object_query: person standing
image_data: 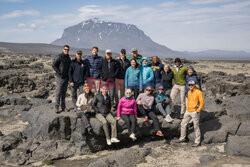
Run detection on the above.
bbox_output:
[98,49,119,107]
[124,59,141,100]
[185,66,202,97]
[170,58,188,119]
[137,86,164,137]
[117,89,137,141]
[140,57,154,90]
[84,46,103,93]
[116,49,130,102]
[149,56,164,89]
[126,48,143,66]
[68,50,89,108]
[161,64,174,97]
[92,85,120,145]
[52,45,71,113]
[174,80,204,147]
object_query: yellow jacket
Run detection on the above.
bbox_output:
[187,88,204,113]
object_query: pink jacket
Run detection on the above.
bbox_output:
[117,97,137,118]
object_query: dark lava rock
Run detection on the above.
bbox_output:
[226,136,250,157]
[88,147,151,167]
[0,131,23,152]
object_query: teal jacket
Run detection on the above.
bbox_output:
[124,66,141,88]
[127,54,143,66]
[140,57,154,88]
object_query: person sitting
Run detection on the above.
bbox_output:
[155,84,174,123]
[117,89,137,141]
[75,84,94,142]
[92,85,120,145]
[136,86,164,137]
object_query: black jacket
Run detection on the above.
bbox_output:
[161,69,174,90]
[52,53,71,79]
[92,93,111,115]
[68,59,90,84]
[117,58,130,79]
[98,58,119,81]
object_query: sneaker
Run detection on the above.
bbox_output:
[129,133,137,141]
[165,114,174,123]
[156,131,164,137]
[144,117,148,122]
[192,143,200,147]
[106,139,112,145]
[111,138,120,143]
[55,106,59,114]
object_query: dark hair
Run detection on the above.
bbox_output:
[174,58,181,63]
[63,45,70,49]
[121,49,126,54]
[92,46,99,52]
[130,58,138,68]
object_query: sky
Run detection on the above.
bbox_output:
[0,0,250,52]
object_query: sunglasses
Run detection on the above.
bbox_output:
[188,84,195,86]
[126,92,132,94]
[64,49,69,51]
[158,89,164,90]
[146,89,152,92]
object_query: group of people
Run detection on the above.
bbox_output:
[52,45,204,147]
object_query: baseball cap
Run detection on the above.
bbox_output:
[131,48,138,52]
[105,49,112,53]
[77,50,82,55]
[188,80,195,85]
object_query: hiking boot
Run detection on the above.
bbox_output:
[129,133,137,141]
[106,139,112,145]
[179,113,184,119]
[156,131,164,137]
[192,143,200,147]
[144,117,149,122]
[173,139,187,143]
[111,138,120,143]
[165,114,174,123]
[61,106,69,112]
[55,106,59,114]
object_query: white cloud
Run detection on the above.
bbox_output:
[0,10,40,19]
[17,23,26,28]
[189,0,238,5]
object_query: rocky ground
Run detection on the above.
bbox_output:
[0,52,250,167]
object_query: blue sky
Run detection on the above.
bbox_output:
[0,0,250,52]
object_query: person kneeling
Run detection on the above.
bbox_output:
[136,86,164,137]
[174,80,204,147]
[75,84,94,143]
[92,85,120,145]
[117,89,137,141]
[155,84,174,123]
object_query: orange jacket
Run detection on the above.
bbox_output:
[186,88,204,113]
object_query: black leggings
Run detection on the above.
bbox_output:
[121,114,136,134]
[138,105,161,131]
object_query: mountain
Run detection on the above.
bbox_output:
[51,18,179,58]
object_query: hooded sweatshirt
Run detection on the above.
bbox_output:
[186,88,204,113]
[140,57,154,88]
[117,96,137,118]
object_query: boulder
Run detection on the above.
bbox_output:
[0,131,23,152]
[88,147,151,167]
[236,121,250,136]
[225,95,250,121]
[199,155,216,165]
[226,136,250,157]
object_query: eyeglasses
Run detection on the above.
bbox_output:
[146,89,152,92]
[126,92,131,94]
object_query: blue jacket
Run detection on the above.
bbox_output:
[149,62,164,87]
[124,66,141,88]
[68,59,89,85]
[155,93,170,104]
[84,55,103,79]
[185,72,202,96]
[140,57,154,88]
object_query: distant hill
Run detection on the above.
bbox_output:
[51,18,179,58]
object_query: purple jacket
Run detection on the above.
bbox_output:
[136,92,154,110]
[117,97,137,118]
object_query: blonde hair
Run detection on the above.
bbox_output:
[125,89,132,94]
